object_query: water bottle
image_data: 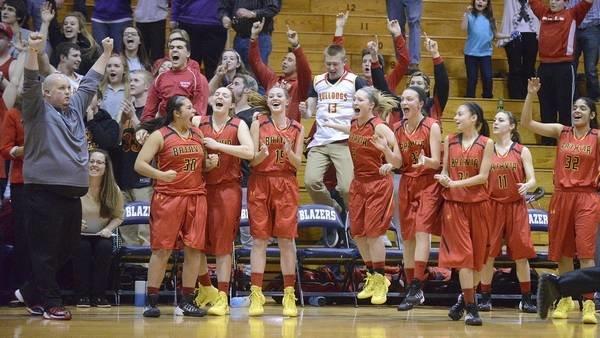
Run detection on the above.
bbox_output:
[134,280,146,307]
[230,296,250,308]
[496,97,504,112]
[308,296,326,307]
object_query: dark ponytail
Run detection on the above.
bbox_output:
[463,102,489,137]
[502,111,521,143]
[164,95,188,126]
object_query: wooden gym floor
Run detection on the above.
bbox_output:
[1,302,599,338]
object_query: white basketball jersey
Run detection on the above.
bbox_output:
[308,71,358,148]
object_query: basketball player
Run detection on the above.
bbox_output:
[434,102,494,326]
[192,87,254,316]
[247,86,304,317]
[324,87,401,305]
[134,95,207,318]
[521,77,600,324]
[388,86,443,311]
[478,110,537,313]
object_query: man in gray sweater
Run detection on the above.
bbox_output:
[14,32,113,320]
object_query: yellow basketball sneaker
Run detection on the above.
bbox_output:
[195,285,219,307]
[370,273,390,305]
[207,291,230,316]
[552,297,575,319]
[582,300,598,324]
[357,272,374,299]
[282,287,298,317]
[248,285,266,317]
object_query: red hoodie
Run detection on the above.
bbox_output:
[0,108,23,183]
[141,62,209,121]
[530,0,592,63]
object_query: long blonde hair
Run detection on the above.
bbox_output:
[359,87,399,121]
[247,86,290,117]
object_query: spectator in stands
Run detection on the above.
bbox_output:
[218,0,280,67]
[140,37,209,122]
[386,0,407,36]
[568,0,599,102]
[0,96,26,287]
[55,42,82,91]
[529,0,594,145]
[208,48,249,94]
[0,23,14,91]
[85,92,120,152]
[155,59,171,76]
[98,54,130,120]
[74,149,124,308]
[334,14,409,94]
[134,0,167,63]
[151,28,203,77]
[497,0,540,99]
[91,0,132,54]
[116,70,152,246]
[2,0,32,58]
[303,44,368,217]
[173,0,226,80]
[461,0,504,99]
[249,19,311,122]
[121,26,151,73]
[15,33,113,321]
[49,12,101,75]
[403,0,422,73]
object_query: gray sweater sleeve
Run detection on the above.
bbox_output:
[22,69,44,122]
[70,69,104,117]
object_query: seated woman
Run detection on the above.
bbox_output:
[74,149,124,308]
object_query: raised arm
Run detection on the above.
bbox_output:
[520,78,563,139]
[22,32,45,121]
[334,11,349,39]
[385,19,409,92]
[249,18,277,89]
[461,6,472,31]
[208,65,226,95]
[427,35,449,117]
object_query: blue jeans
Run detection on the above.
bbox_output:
[386,0,407,35]
[405,0,422,64]
[92,19,133,54]
[465,54,493,98]
[573,24,600,100]
[234,33,272,69]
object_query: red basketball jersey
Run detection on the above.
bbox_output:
[488,143,526,203]
[198,116,242,185]
[154,126,205,195]
[554,127,600,190]
[443,134,490,202]
[394,117,439,177]
[253,115,302,175]
[349,116,387,178]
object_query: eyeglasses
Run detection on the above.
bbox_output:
[123,31,139,36]
[89,160,106,165]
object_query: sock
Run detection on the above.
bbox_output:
[147,287,159,296]
[414,261,427,282]
[182,287,195,296]
[405,268,415,284]
[519,281,531,295]
[463,288,475,304]
[283,274,296,288]
[198,273,212,287]
[218,282,229,293]
[251,273,264,288]
[373,261,385,275]
[583,293,594,301]
[365,261,374,274]
[480,283,492,294]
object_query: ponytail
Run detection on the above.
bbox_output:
[463,102,490,137]
[360,87,399,121]
[502,111,521,143]
[164,95,188,126]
